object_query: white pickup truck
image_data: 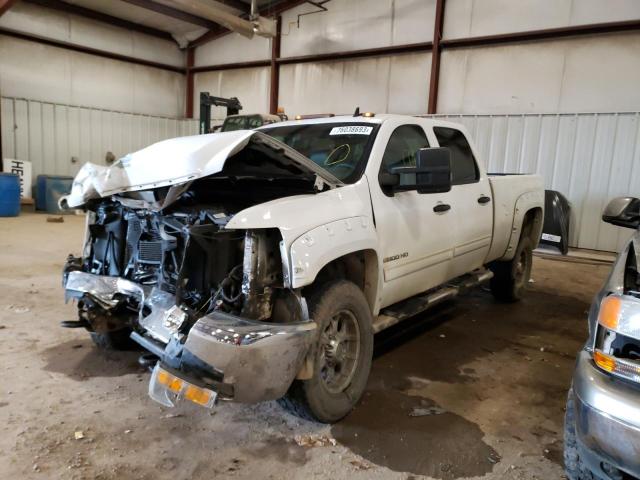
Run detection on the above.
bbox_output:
[61,114,544,423]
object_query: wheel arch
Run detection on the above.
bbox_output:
[500,192,544,261]
[302,249,381,316]
[288,217,382,314]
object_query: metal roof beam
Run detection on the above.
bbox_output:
[24,0,176,42]
[119,0,219,30]
[188,0,309,48]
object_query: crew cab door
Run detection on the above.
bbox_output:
[369,123,455,308]
[433,127,492,277]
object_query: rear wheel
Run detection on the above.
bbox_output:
[490,235,532,302]
[280,280,373,423]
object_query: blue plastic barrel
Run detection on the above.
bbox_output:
[36,175,73,213]
[0,173,21,217]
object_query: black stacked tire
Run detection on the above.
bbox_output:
[280,280,374,423]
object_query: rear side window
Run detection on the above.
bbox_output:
[433,127,479,185]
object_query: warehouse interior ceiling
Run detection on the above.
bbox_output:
[21,0,295,46]
[2,0,640,255]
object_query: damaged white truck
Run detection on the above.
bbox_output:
[61,114,544,422]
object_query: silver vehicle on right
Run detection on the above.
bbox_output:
[565,196,640,480]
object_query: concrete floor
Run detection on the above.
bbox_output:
[0,212,612,480]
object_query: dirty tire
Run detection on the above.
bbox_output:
[90,329,137,350]
[564,388,596,480]
[489,235,532,302]
[280,280,373,423]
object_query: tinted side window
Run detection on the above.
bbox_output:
[433,127,479,185]
[381,125,429,170]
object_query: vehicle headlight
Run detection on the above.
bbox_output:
[598,295,640,339]
[593,294,640,382]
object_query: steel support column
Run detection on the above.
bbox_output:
[427,0,445,114]
[186,47,195,118]
[269,16,282,115]
[0,0,18,17]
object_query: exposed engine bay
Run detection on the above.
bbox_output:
[62,130,338,341]
[61,130,338,406]
[65,176,317,340]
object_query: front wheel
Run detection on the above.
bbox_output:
[90,328,137,350]
[489,235,532,302]
[564,388,596,480]
[280,280,373,423]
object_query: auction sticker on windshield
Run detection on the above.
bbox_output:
[329,126,373,135]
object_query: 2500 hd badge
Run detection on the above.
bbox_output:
[383,252,409,263]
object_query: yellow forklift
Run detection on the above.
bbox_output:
[199,92,286,134]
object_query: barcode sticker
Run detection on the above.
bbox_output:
[541,233,561,243]
[329,126,373,136]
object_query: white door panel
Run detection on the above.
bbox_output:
[450,178,493,277]
[366,120,456,309]
[373,189,455,307]
[432,126,493,277]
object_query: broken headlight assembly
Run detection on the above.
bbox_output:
[593,294,640,383]
[149,363,217,409]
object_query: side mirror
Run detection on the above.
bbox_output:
[602,197,640,229]
[414,147,452,194]
[382,147,452,194]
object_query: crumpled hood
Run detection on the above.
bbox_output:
[61,130,341,209]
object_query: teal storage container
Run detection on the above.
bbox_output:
[0,173,21,217]
[36,175,73,213]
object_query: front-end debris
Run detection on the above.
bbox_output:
[61,132,326,408]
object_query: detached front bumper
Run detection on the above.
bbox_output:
[178,311,316,403]
[64,271,316,406]
[572,350,640,478]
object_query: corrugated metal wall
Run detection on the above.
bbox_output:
[432,112,640,253]
[1,96,198,178]
[3,96,636,253]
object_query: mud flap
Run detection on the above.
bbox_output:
[540,190,570,255]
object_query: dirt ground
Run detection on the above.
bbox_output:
[0,212,613,480]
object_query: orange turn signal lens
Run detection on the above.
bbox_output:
[594,350,616,373]
[157,369,171,385]
[153,366,217,408]
[157,370,184,393]
[598,295,622,330]
[184,385,213,406]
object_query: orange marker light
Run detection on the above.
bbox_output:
[157,369,183,393]
[157,370,171,386]
[594,350,616,373]
[598,296,622,330]
[184,385,213,406]
[168,378,183,393]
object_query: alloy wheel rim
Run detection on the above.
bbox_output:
[514,249,529,288]
[319,309,361,394]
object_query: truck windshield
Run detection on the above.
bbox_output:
[261,122,380,183]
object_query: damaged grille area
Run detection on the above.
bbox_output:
[138,241,163,264]
[78,197,298,339]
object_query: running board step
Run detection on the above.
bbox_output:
[372,268,493,333]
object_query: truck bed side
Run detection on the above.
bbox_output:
[487,174,545,263]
